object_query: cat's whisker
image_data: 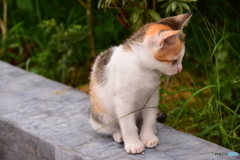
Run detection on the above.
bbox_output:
[162,76,168,88]
[164,76,171,89]
[186,37,193,44]
[159,75,166,88]
[160,75,170,89]
[170,75,181,88]
[185,38,194,50]
[159,75,167,87]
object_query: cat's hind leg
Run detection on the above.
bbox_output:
[89,112,123,143]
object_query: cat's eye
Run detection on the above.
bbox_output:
[172,60,177,65]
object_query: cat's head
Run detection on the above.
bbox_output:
[142,12,192,75]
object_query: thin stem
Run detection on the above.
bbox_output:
[113,2,131,30]
[144,0,149,21]
[152,0,156,11]
[95,75,170,132]
[0,0,7,57]
[78,0,96,58]
[95,107,158,132]
[77,0,87,9]
[1,0,7,41]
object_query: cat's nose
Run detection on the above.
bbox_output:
[177,66,182,73]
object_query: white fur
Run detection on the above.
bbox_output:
[90,36,185,154]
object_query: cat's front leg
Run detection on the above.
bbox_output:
[114,97,144,154]
[140,92,159,148]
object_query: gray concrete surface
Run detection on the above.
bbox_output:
[0,60,239,160]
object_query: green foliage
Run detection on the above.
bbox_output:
[148,9,161,21]
[98,0,196,30]
[233,75,240,85]
[29,19,89,86]
[0,1,124,86]
[158,0,196,15]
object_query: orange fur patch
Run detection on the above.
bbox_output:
[146,24,172,37]
[89,76,105,113]
[154,39,182,62]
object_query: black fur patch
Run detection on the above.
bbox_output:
[123,24,151,48]
[128,24,150,42]
[156,12,192,30]
[90,110,104,125]
[95,48,114,85]
[156,20,179,30]
[178,33,185,42]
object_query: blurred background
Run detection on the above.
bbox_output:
[0,0,239,152]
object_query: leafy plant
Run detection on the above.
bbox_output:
[233,75,240,85]
[29,19,90,86]
[158,0,197,15]
[98,0,197,30]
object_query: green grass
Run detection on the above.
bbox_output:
[160,8,240,152]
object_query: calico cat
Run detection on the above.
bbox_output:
[89,12,192,154]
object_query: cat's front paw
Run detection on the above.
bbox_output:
[124,141,144,154]
[141,135,159,148]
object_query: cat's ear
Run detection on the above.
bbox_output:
[147,30,180,49]
[174,12,193,28]
[158,30,180,48]
[159,12,193,30]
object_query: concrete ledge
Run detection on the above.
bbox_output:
[0,60,239,160]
